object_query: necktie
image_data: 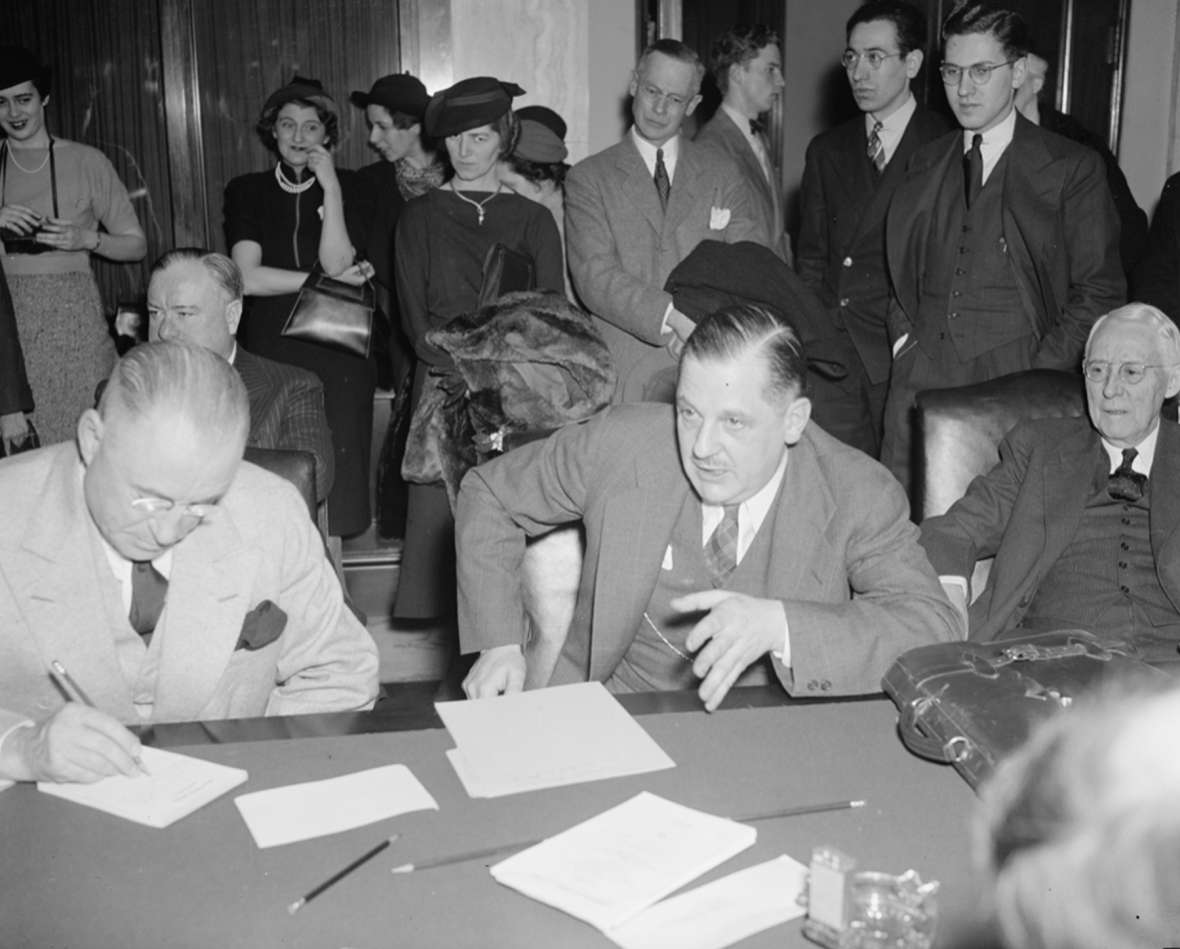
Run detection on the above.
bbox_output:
[964,132,983,208]
[749,117,766,136]
[867,120,885,174]
[130,560,169,642]
[1108,447,1147,503]
[703,505,740,585]
[654,147,671,212]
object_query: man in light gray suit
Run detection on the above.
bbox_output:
[696,25,788,261]
[457,305,961,708]
[566,39,765,401]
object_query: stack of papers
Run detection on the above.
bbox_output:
[605,855,809,949]
[436,681,675,798]
[234,764,438,848]
[490,791,757,932]
[37,746,247,828]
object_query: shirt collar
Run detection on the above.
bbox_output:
[1101,422,1160,476]
[97,529,174,590]
[227,342,238,364]
[631,127,681,179]
[866,91,916,134]
[701,451,788,559]
[962,104,1017,153]
[722,102,760,143]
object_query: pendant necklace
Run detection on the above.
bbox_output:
[275,163,316,194]
[449,182,501,225]
[7,143,51,175]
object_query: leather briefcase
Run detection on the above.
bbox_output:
[882,630,1176,789]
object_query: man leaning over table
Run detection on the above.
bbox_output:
[457,304,963,709]
[0,341,378,785]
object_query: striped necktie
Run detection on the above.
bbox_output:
[867,120,885,173]
[703,505,740,585]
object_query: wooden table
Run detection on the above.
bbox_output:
[0,688,980,949]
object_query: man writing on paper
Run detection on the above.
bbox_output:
[457,305,962,708]
[0,341,379,784]
[920,304,1180,644]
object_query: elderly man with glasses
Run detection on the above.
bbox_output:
[920,303,1180,646]
[880,2,1124,494]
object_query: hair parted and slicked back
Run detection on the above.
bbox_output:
[150,247,244,303]
[636,38,706,95]
[683,303,809,402]
[710,25,780,95]
[941,2,1030,59]
[847,0,928,55]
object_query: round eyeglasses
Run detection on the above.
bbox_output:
[1082,361,1174,386]
[939,59,1018,86]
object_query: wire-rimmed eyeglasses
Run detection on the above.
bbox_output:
[939,59,1018,86]
[841,49,904,71]
[1082,361,1175,386]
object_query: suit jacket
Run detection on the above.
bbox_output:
[886,112,1125,370]
[695,108,787,260]
[0,443,378,734]
[1132,171,1180,325]
[456,405,962,696]
[234,346,334,503]
[565,134,765,399]
[919,417,1180,641]
[796,107,950,385]
[0,265,32,417]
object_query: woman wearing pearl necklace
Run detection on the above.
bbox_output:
[392,77,564,624]
[0,46,146,446]
[224,76,376,537]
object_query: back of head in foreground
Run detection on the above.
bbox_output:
[974,681,1180,949]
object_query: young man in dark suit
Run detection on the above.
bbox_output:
[796,0,950,454]
[881,2,1124,491]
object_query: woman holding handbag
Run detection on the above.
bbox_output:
[225,75,375,537]
[393,77,564,623]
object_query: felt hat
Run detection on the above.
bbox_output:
[513,106,568,163]
[0,47,50,94]
[424,77,524,138]
[260,75,338,121]
[349,74,429,120]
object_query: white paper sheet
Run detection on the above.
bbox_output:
[38,746,247,828]
[606,855,809,949]
[490,791,756,932]
[436,681,675,798]
[233,764,438,848]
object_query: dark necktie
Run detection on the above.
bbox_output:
[130,560,169,643]
[654,147,671,212]
[964,132,983,209]
[1108,447,1147,503]
[703,505,740,585]
[867,120,885,174]
[749,117,767,136]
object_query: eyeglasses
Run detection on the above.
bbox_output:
[841,49,904,71]
[1082,361,1175,386]
[131,497,217,520]
[939,60,1018,86]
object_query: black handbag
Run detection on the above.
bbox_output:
[281,265,375,358]
[477,243,535,309]
[883,629,1175,789]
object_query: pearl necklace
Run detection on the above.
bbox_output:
[448,182,502,225]
[274,163,316,194]
[7,145,51,175]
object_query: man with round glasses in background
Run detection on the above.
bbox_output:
[0,341,378,785]
[881,1,1124,494]
[796,0,949,456]
[919,303,1180,646]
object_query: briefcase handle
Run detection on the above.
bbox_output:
[896,699,958,763]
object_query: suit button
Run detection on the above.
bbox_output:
[949,312,959,320]
[1120,542,1130,550]
[820,680,832,691]
[839,297,849,307]
[842,256,853,267]
[958,246,968,254]
[806,679,818,691]
[952,290,961,297]
[962,224,971,232]
[1120,585,1130,594]
[1018,595,1030,607]
[1118,561,1128,569]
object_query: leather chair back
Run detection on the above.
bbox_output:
[243,447,318,524]
[916,370,1085,519]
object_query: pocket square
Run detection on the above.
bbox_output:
[236,600,288,651]
[709,206,731,230]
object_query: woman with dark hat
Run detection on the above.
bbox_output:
[351,73,444,202]
[224,75,375,537]
[393,77,564,622]
[0,46,146,444]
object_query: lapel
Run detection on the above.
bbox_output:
[13,447,137,720]
[762,429,837,598]
[1150,420,1180,568]
[716,110,775,210]
[1039,424,1103,565]
[664,139,707,236]
[590,437,690,679]
[151,503,257,721]
[615,137,666,237]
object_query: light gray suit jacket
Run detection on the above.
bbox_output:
[0,443,378,734]
[565,133,765,400]
[456,405,962,696]
[695,108,786,261]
